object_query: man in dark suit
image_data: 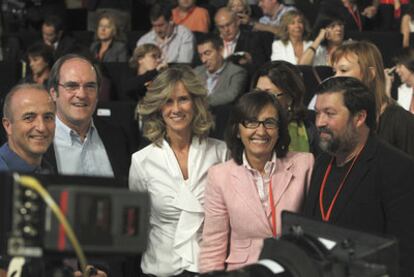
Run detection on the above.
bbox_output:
[45,54,131,184]
[303,76,414,276]
[214,7,269,75]
[194,33,247,107]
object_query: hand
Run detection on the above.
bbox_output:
[156,61,168,71]
[73,266,107,277]
[238,52,252,65]
[238,13,250,25]
[316,28,327,43]
[362,6,377,18]
[384,67,396,98]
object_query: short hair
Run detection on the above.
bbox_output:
[316,16,345,47]
[149,2,173,22]
[26,42,55,68]
[3,83,50,122]
[138,65,214,145]
[331,41,389,116]
[43,15,64,33]
[196,33,223,50]
[279,10,311,44]
[225,91,290,165]
[95,12,120,41]
[129,43,161,69]
[316,76,377,132]
[226,0,252,16]
[47,54,102,96]
[393,47,414,73]
[251,60,307,124]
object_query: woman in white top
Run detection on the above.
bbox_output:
[401,3,414,48]
[299,17,345,66]
[129,66,228,277]
[393,47,414,113]
[270,10,312,65]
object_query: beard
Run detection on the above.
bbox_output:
[318,119,359,156]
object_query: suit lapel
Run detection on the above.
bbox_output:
[231,163,270,229]
[267,158,293,215]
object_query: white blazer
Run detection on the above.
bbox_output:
[271,40,313,65]
[129,137,228,277]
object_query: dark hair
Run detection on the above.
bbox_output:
[393,47,414,73]
[251,60,307,124]
[316,16,345,47]
[47,54,102,95]
[150,2,173,22]
[225,91,290,164]
[316,76,377,132]
[26,42,55,68]
[196,33,223,49]
[43,15,64,33]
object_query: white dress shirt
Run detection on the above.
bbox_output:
[271,40,313,65]
[129,137,228,277]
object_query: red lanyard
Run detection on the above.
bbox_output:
[319,146,364,222]
[347,6,362,31]
[269,178,277,237]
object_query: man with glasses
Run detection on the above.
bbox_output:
[45,54,130,182]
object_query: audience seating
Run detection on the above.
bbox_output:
[99,62,134,101]
[296,65,334,106]
[126,30,146,55]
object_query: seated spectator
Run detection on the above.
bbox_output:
[172,0,211,33]
[125,43,167,102]
[299,17,345,66]
[199,91,313,273]
[194,34,248,106]
[21,43,55,87]
[248,0,296,36]
[271,10,313,65]
[253,60,320,155]
[41,15,76,59]
[0,83,55,173]
[215,7,268,73]
[90,12,128,62]
[137,2,195,64]
[393,47,414,113]
[401,1,414,47]
[227,0,252,29]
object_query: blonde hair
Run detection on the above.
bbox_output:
[137,65,214,145]
[129,43,161,69]
[227,0,252,16]
[331,41,390,115]
[279,10,310,44]
[96,12,120,40]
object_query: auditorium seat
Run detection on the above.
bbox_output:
[127,30,146,55]
[100,62,134,101]
[296,65,334,106]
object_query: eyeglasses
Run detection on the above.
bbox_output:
[241,118,279,129]
[58,82,98,93]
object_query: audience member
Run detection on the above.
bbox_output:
[247,0,296,36]
[172,0,211,33]
[401,0,414,47]
[392,47,414,113]
[271,10,313,64]
[227,0,252,28]
[253,61,320,155]
[45,54,131,181]
[332,40,414,157]
[199,91,313,272]
[215,7,268,73]
[124,44,166,102]
[89,12,128,62]
[21,42,55,87]
[41,15,76,59]
[129,66,228,277]
[299,17,345,66]
[194,34,248,106]
[0,83,55,173]
[137,3,195,64]
[303,76,414,277]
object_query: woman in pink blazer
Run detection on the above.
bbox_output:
[199,91,314,273]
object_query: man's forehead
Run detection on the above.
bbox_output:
[316,91,345,108]
[12,90,55,112]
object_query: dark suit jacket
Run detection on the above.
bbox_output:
[44,116,131,186]
[303,135,414,276]
[194,61,247,106]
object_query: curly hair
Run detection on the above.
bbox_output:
[137,65,214,145]
[225,90,290,164]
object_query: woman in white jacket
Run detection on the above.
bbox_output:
[129,65,228,277]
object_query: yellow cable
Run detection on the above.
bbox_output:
[14,174,89,277]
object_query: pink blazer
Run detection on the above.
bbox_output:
[199,152,314,273]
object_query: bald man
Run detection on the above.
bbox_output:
[0,83,55,173]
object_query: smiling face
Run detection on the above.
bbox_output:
[50,58,98,134]
[239,104,279,164]
[3,88,55,165]
[161,81,194,138]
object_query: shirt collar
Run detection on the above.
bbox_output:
[223,31,241,45]
[0,143,39,172]
[206,61,226,77]
[242,151,277,175]
[55,116,96,145]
